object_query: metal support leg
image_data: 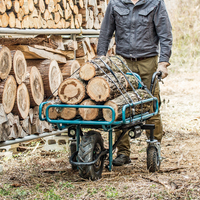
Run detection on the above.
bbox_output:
[76,125,80,151]
[108,129,113,171]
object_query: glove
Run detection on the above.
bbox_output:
[157,62,170,79]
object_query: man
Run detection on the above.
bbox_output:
[97,0,172,166]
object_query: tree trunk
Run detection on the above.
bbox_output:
[87,72,127,102]
[12,83,30,119]
[0,75,17,114]
[58,78,86,104]
[26,59,63,98]
[0,46,12,80]
[103,90,152,121]
[78,98,102,121]
[24,66,44,107]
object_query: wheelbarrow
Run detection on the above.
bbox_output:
[39,56,162,180]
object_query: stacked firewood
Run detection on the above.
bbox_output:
[0,0,107,29]
[0,34,116,141]
[46,56,152,122]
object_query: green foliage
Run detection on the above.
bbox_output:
[43,189,61,200]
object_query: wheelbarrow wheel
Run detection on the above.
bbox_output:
[147,146,160,172]
[78,130,104,180]
[70,141,77,170]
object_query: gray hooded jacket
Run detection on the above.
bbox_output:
[97,0,172,63]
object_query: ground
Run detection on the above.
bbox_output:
[0,70,199,200]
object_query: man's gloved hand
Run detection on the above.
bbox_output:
[157,62,170,79]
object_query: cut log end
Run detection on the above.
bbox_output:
[0,46,12,80]
[30,66,44,106]
[58,78,85,104]
[79,62,96,81]
[12,50,27,84]
[13,83,30,119]
[87,77,110,102]
[60,107,77,120]
[49,60,63,96]
[2,75,17,114]
[103,101,118,121]
[78,99,99,121]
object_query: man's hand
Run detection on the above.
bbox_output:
[157,62,170,79]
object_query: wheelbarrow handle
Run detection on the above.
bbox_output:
[150,71,162,94]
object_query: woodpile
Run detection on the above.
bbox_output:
[46,55,152,122]
[0,0,108,29]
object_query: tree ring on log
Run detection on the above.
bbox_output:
[17,83,30,119]
[103,101,118,121]
[60,107,77,119]
[49,60,63,96]
[58,78,85,104]
[13,50,27,84]
[2,75,17,114]
[30,66,44,105]
[78,99,99,121]
[0,46,12,80]
[79,63,95,81]
[87,77,110,102]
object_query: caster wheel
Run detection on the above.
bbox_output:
[147,146,160,172]
[78,131,104,180]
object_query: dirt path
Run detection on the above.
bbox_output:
[0,71,199,199]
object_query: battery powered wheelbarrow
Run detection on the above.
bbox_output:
[39,56,162,180]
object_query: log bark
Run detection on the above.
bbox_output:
[78,98,102,121]
[27,59,63,97]
[103,90,152,121]
[87,72,127,102]
[12,83,30,119]
[24,66,44,107]
[58,78,86,104]
[10,50,27,84]
[0,46,12,80]
[0,104,7,124]
[21,116,31,135]
[0,75,17,114]
[59,60,80,80]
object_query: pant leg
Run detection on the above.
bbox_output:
[114,58,136,157]
[136,56,163,142]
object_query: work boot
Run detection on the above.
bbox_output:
[112,154,131,166]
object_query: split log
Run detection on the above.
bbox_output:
[63,39,77,51]
[0,124,9,141]
[0,46,12,80]
[8,45,67,63]
[31,116,42,134]
[78,98,102,121]
[27,59,63,97]
[0,75,17,114]
[58,78,86,104]
[21,116,31,135]
[12,83,30,119]
[87,72,127,102]
[10,50,27,84]
[59,60,80,80]
[103,90,152,121]
[0,104,7,124]
[24,66,44,107]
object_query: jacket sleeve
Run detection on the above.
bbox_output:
[97,1,116,56]
[154,0,172,63]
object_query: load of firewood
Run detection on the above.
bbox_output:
[45,55,153,122]
[0,0,107,29]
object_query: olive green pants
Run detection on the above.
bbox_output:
[115,56,163,157]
